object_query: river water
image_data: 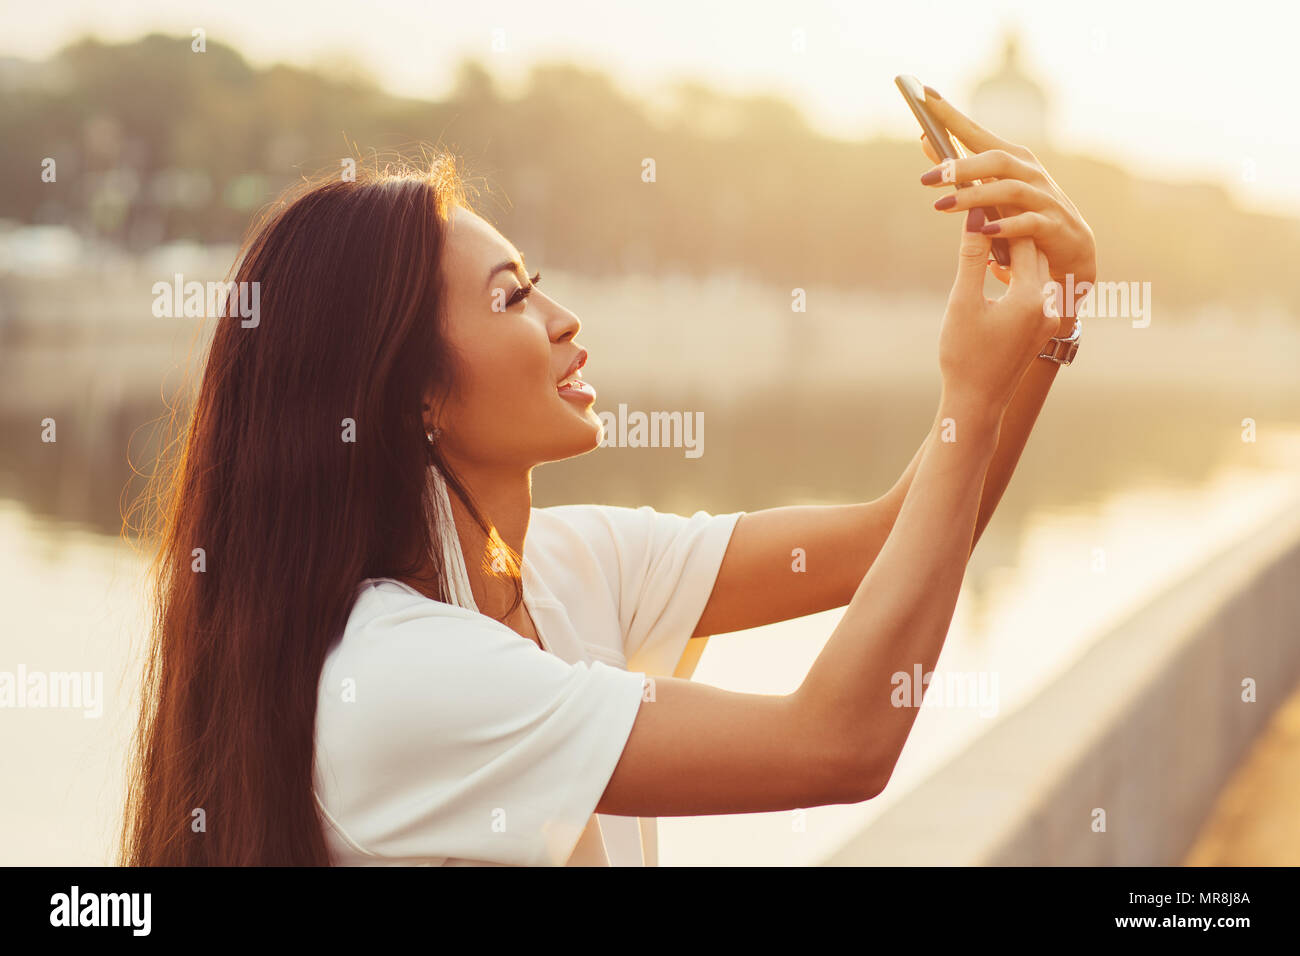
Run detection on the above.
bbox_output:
[4,424,1298,865]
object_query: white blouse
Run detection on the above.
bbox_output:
[312,503,745,865]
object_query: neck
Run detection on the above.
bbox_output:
[437,459,533,619]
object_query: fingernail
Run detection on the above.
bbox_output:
[980,221,1001,234]
[933,195,956,210]
[965,207,986,232]
[924,85,943,102]
[920,167,943,186]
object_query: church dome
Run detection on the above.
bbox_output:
[971,31,1049,147]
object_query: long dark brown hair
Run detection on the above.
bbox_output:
[121,153,522,865]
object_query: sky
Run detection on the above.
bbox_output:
[3,0,1296,217]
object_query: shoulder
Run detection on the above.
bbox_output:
[526,503,701,601]
[324,578,532,688]
[319,577,642,730]
[530,502,744,571]
[328,579,498,671]
[314,577,648,865]
[529,502,742,564]
[344,577,477,630]
[527,503,666,578]
[528,503,658,551]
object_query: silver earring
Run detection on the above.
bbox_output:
[427,427,442,443]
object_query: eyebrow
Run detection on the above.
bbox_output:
[485,255,528,291]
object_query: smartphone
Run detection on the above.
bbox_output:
[894,74,1010,267]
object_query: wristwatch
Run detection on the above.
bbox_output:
[1039,318,1081,366]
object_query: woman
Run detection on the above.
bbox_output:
[122,91,1095,866]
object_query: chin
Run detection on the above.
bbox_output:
[537,409,603,464]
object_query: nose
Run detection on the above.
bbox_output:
[547,296,581,343]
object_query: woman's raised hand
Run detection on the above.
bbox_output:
[918,87,1096,290]
[938,211,1057,412]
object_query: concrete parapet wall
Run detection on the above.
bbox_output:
[824,491,1300,865]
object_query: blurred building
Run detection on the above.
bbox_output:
[970,31,1049,148]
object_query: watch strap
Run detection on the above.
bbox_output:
[1039,319,1081,366]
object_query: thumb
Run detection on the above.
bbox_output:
[950,207,992,303]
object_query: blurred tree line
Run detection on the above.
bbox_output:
[1,32,1296,316]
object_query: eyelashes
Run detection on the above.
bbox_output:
[506,271,542,307]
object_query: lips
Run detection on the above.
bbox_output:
[556,349,588,386]
[556,349,595,402]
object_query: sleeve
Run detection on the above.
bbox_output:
[315,602,649,866]
[539,504,744,678]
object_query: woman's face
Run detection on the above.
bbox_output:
[429,204,602,471]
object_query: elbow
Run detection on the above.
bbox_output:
[822,739,896,806]
[851,756,893,804]
[791,690,898,806]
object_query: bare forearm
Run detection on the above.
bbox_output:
[883,354,1060,559]
[970,354,1060,551]
[796,387,1003,785]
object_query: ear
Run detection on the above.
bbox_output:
[421,388,438,434]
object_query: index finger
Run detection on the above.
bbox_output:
[924,87,1009,154]
[919,133,941,165]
